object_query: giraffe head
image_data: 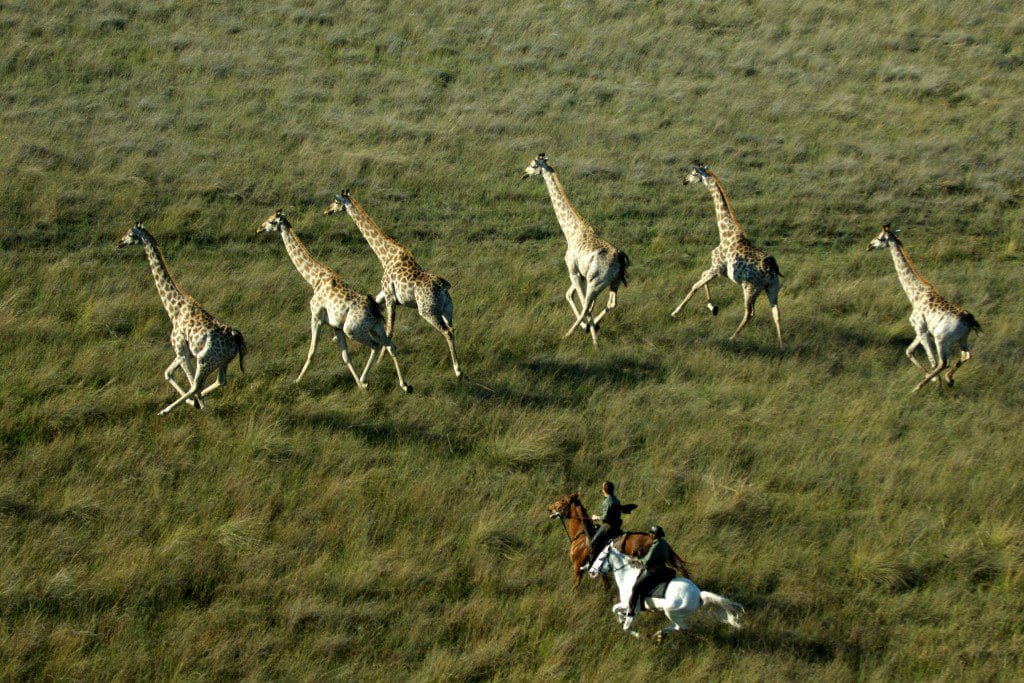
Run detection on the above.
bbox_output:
[117,221,149,249]
[683,160,713,187]
[323,190,353,216]
[255,209,291,235]
[867,224,901,251]
[521,153,552,179]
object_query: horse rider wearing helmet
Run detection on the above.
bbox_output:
[583,481,622,570]
[622,524,676,630]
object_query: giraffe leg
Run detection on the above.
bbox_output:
[177,352,204,409]
[374,299,398,368]
[296,316,322,384]
[439,327,462,379]
[914,348,949,393]
[729,282,758,341]
[163,355,199,408]
[703,283,718,315]
[384,343,412,392]
[159,363,210,416]
[766,280,783,348]
[672,269,719,317]
[358,347,380,386]
[944,347,971,386]
[565,282,600,343]
[199,367,228,398]
[590,289,617,328]
[904,337,930,373]
[566,269,590,331]
[334,330,366,389]
[384,299,397,338]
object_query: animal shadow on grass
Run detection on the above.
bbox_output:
[522,357,666,388]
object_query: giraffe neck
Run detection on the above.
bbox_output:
[279,225,333,287]
[139,234,190,320]
[887,239,934,304]
[345,199,407,266]
[704,173,746,245]
[542,169,594,244]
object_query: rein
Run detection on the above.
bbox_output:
[555,513,590,543]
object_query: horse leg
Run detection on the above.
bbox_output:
[655,617,687,645]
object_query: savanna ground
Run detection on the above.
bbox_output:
[2,0,1024,679]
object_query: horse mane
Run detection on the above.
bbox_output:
[703,168,747,236]
[567,495,596,537]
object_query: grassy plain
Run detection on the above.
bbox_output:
[2,0,1024,678]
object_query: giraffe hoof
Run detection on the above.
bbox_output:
[946,378,954,387]
[708,303,719,316]
[402,384,413,393]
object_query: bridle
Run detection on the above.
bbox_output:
[590,547,633,576]
[550,501,592,544]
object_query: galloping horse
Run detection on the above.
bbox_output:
[547,493,689,588]
[588,544,743,643]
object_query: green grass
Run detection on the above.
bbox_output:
[2,0,1024,678]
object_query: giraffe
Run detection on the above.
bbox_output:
[256,210,411,393]
[867,224,981,393]
[323,191,462,380]
[521,153,630,345]
[117,222,246,416]
[672,161,783,347]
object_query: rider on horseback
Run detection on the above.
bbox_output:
[583,481,622,570]
[622,525,676,630]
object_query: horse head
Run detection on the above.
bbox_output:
[547,492,581,519]
[588,545,613,578]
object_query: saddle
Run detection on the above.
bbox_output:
[646,580,672,600]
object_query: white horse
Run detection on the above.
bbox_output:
[588,545,744,642]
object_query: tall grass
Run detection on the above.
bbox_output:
[2,0,1024,678]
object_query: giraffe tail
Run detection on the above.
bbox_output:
[960,311,981,334]
[229,328,247,373]
[764,255,781,277]
[615,251,630,287]
[437,277,452,290]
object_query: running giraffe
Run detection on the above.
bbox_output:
[521,153,630,345]
[867,224,980,393]
[256,210,411,392]
[324,191,461,380]
[117,222,246,415]
[673,161,783,347]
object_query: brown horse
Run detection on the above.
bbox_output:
[548,493,690,588]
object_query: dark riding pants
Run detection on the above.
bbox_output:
[589,524,620,562]
[627,567,676,615]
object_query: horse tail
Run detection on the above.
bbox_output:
[670,551,692,580]
[764,255,781,277]
[961,311,981,334]
[699,591,744,629]
[615,250,630,287]
[229,328,247,373]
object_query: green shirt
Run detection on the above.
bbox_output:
[641,538,673,570]
[600,494,622,528]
